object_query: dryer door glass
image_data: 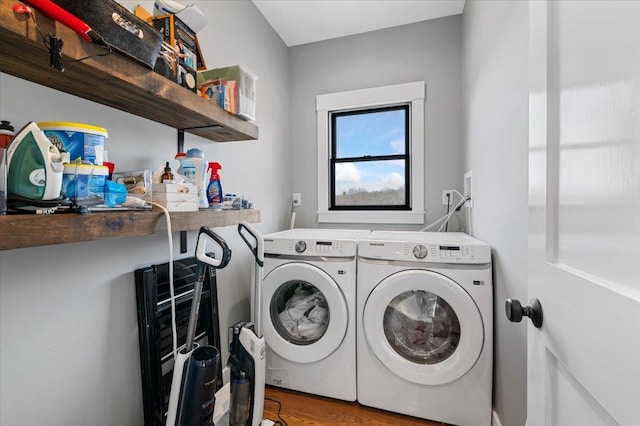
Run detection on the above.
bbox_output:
[270,281,330,345]
[383,290,460,364]
[363,269,484,385]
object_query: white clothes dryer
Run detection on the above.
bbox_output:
[262,228,370,401]
[357,231,493,426]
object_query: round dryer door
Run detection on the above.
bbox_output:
[363,269,484,385]
[263,262,348,363]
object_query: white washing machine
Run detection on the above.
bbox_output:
[357,231,493,426]
[262,228,370,401]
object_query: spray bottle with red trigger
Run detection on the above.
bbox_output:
[207,162,223,208]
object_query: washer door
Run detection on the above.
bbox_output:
[263,262,348,363]
[363,269,484,385]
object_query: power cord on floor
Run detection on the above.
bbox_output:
[265,397,288,426]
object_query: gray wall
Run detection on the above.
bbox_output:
[1,3,532,425]
[289,16,464,230]
[462,1,529,425]
[0,1,289,424]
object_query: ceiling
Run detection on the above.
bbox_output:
[252,0,466,47]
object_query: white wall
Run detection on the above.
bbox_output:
[289,16,464,230]
[0,2,289,425]
[462,2,529,425]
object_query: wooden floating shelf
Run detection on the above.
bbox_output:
[0,0,263,251]
[0,208,261,251]
[0,0,258,142]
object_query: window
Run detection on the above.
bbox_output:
[331,105,410,210]
[317,81,425,224]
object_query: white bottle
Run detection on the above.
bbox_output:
[185,148,209,208]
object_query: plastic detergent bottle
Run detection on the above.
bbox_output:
[207,162,223,208]
[186,148,208,208]
[174,152,193,179]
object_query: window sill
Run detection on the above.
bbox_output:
[317,210,425,225]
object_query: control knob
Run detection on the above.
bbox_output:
[413,245,428,259]
[295,241,307,253]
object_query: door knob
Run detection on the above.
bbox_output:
[505,298,543,328]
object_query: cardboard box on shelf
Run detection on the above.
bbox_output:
[150,13,206,92]
[200,79,237,114]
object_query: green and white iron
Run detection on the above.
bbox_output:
[7,122,64,200]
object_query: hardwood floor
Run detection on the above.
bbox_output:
[263,386,446,426]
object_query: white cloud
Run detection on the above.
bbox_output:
[390,138,404,153]
[380,172,405,190]
[335,163,361,183]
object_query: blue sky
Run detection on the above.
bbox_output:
[334,108,406,193]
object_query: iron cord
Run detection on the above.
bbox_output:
[27,9,111,72]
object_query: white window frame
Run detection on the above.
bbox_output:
[316,81,425,224]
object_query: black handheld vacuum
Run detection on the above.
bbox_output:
[166,226,232,426]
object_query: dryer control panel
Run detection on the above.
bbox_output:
[360,236,491,264]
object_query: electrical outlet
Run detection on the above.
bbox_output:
[292,193,302,207]
[442,190,454,206]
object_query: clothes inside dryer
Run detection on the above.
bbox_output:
[383,290,460,365]
[270,281,329,344]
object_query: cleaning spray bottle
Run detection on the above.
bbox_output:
[207,162,223,209]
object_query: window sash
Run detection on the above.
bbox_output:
[329,157,411,210]
[331,105,410,158]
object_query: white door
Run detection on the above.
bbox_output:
[525,1,640,424]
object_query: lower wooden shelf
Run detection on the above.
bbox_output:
[0,208,260,250]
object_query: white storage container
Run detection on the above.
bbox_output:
[197,65,257,121]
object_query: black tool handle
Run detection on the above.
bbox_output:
[238,222,264,267]
[196,226,231,271]
[186,228,232,351]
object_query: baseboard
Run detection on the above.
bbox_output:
[222,366,230,384]
[492,410,503,426]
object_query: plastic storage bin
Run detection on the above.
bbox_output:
[197,65,257,121]
[105,169,153,210]
[61,163,108,204]
[39,122,108,165]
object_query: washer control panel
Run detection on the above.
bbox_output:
[265,238,358,257]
